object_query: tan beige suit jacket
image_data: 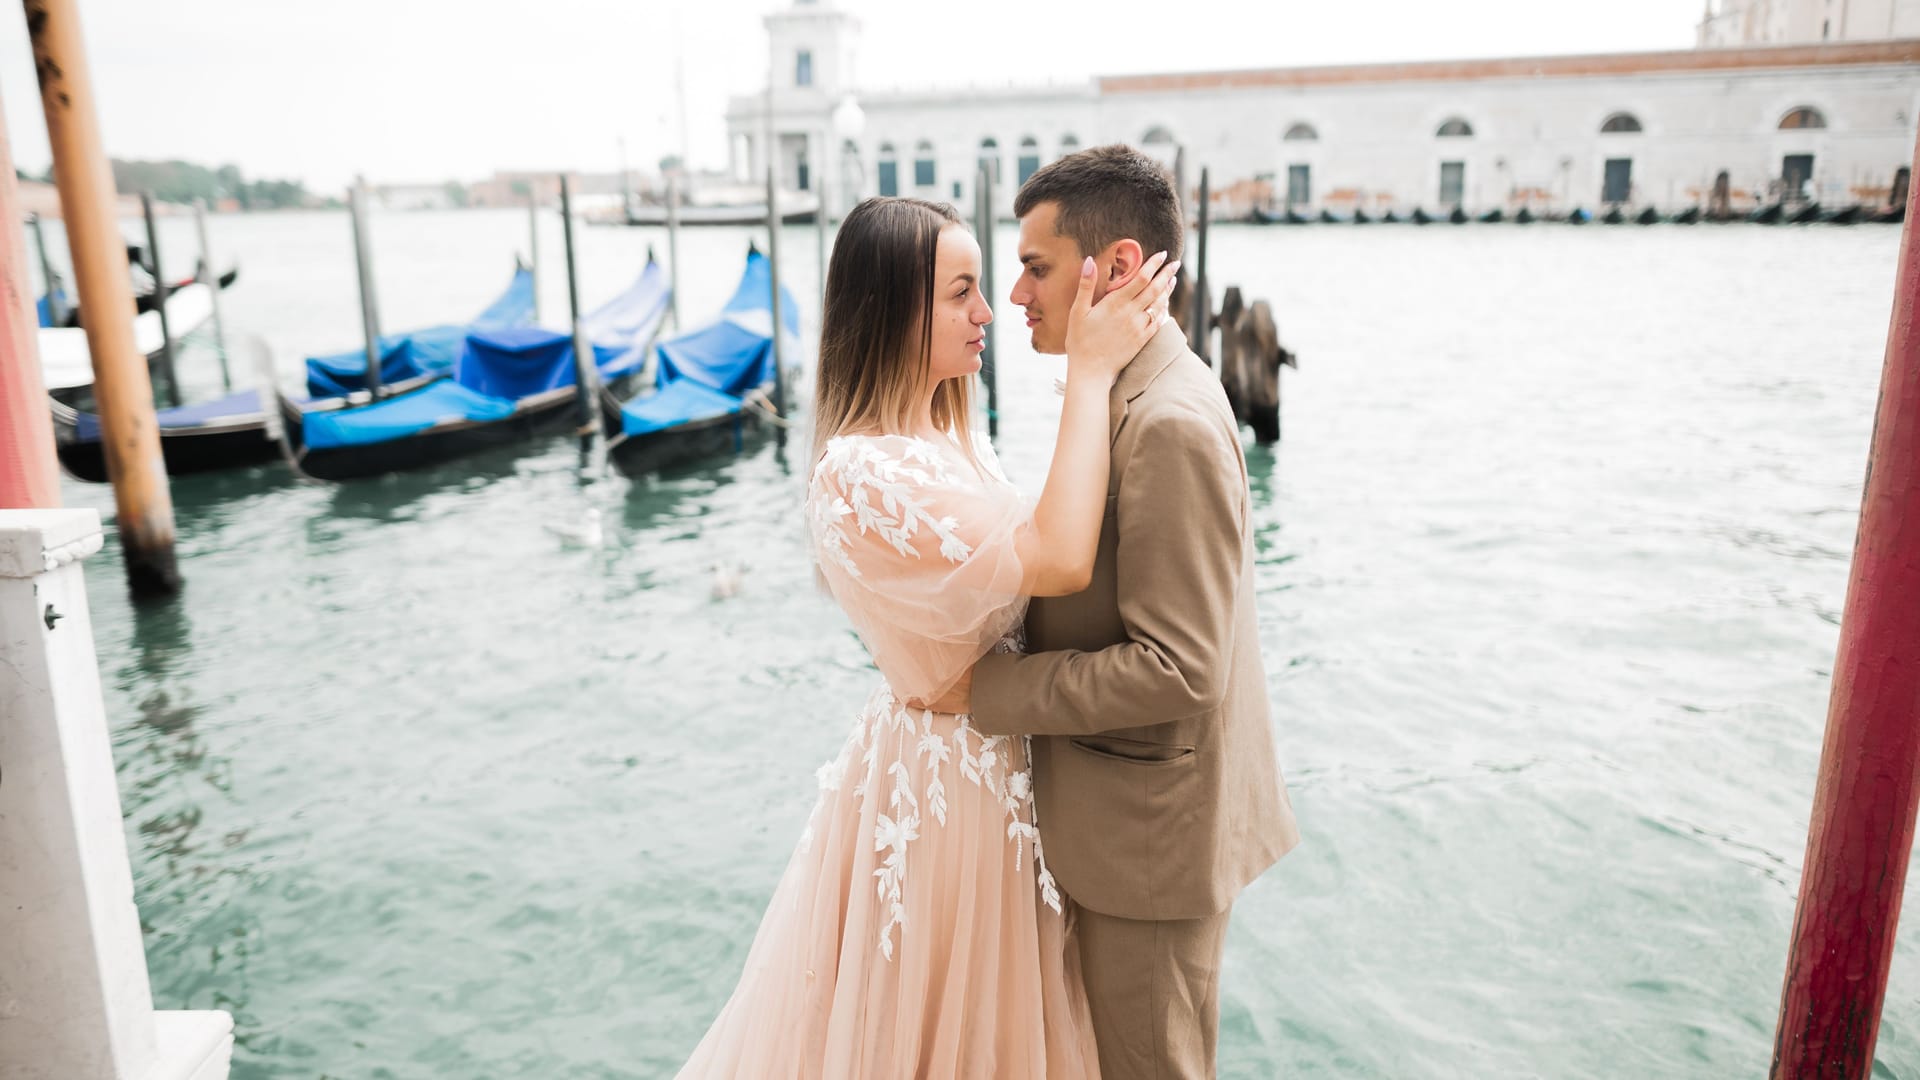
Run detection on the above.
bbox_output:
[971,321,1301,922]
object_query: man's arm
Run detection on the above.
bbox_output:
[970,403,1246,737]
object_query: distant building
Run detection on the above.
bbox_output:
[373,182,459,212]
[1699,0,1920,48]
[729,0,1920,219]
[465,170,632,209]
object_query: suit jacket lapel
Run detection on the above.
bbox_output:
[1109,320,1188,444]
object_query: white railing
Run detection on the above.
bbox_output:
[0,508,232,1080]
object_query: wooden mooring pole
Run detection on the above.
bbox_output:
[26,0,180,594]
[0,94,61,508]
[974,161,999,438]
[1770,127,1920,1079]
[192,199,232,391]
[765,164,787,447]
[1195,166,1211,366]
[347,180,386,400]
[139,193,181,408]
[559,174,603,443]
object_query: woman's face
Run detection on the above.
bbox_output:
[924,224,993,385]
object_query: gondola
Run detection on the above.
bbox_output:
[1514,206,1536,224]
[50,262,536,483]
[1787,202,1823,225]
[1601,206,1627,225]
[40,281,225,408]
[1749,203,1785,225]
[1670,206,1702,225]
[44,264,240,328]
[1872,203,1908,225]
[603,246,799,477]
[1821,204,1864,225]
[1380,209,1403,224]
[277,260,671,482]
[1352,207,1372,225]
[1448,206,1469,225]
[1317,209,1347,225]
[304,260,535,398]
[1478,208,1504,224]
[1567,208,1592,225]
[1636,207,1662,225]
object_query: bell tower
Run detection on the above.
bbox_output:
[765,0,860,97]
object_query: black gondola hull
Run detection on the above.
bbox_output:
[53,415,280,483]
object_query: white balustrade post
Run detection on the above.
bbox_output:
[0,509,233,1080]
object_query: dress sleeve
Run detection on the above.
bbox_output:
[808,434,1031,706]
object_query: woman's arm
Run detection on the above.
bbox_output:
[1018,251,1178,597]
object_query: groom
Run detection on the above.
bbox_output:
[969,145,1301,1079]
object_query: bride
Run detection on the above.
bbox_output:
[677,196,1177,1078]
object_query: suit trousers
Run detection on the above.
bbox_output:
[1073,902,1234,1080]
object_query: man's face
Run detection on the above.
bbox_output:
[1009,201,1101,356]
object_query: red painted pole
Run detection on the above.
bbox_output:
[1771,128,1920,1078]
[0,85,61,509]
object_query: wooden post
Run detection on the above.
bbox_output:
[815,133,828,306]
[666,171,681,330]
[526,195,541,325]
[192,199,231,392]
[29,211,66,326]
[347,182,386,400]
[26,0,181,595]
[1770,127,1920,1079]
[974,161,999,438]
[559,174,603,442]
[1,105,61,508]
[139,193,181,409]
[1195,167,1212,366]
[765,164,787,447]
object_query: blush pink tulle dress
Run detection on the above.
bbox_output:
[675,433,1101,1079]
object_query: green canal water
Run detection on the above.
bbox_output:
[38,209,1911,1076]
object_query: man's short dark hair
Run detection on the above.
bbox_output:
[1013,144,1184,263]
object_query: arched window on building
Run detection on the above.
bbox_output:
[1059,133,1080,158]
[1436,117,1474,138]
[1142,126,1176,146]
[1601,112,1644,133]
[1284,122,1319,142]
[914,140,936,188]
[1017,136,1041,186]
[878,142,899,197]
[978,137,1001,184]
[1779,106,1828,130]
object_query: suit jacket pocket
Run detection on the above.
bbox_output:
[1071,734,1196,767]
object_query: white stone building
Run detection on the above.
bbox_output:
[727,0,1920,219]
[1698,0,1920,47]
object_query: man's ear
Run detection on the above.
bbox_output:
[1103,238,1147,289]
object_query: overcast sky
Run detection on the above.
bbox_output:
[0,0,1699,192]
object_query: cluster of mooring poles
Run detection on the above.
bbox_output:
[1171,158,1300,445]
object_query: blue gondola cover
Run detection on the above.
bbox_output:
[654,249,800,395]
[620,379,744,437]
[304,266,535,397]
[453,327,629,400]
[73,389,266,443]
[301,380,517,450]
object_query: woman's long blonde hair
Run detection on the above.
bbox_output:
[809,197,980,472]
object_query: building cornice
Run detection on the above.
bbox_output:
[1098,39,1920,94]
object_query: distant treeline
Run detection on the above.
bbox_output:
[18,159,325,210]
